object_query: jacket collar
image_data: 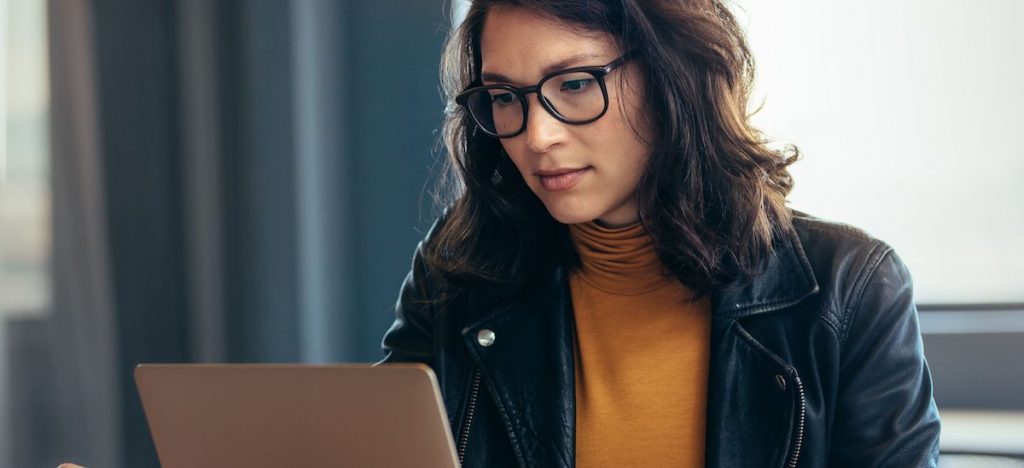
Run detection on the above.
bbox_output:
[464,223,821,338]
[465,223,820,330]
[711,226,819,318]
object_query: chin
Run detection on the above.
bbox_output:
[540,200,600,225]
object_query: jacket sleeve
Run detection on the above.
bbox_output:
[376,238,437,366]
[830,247,941,467]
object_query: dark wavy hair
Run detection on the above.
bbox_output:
[423,0,799,303]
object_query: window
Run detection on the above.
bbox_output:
[737,1,1023,305]
[1,0,50,319]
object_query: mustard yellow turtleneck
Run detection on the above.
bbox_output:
[569,220,711,468]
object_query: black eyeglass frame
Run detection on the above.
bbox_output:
[455,50,638,138]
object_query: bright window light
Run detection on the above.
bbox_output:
[1,0,50,317]
[737,1,1024,304]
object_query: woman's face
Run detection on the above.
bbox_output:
[479,6,652,227]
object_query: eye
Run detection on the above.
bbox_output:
[560,78,595,93]
[490,91,517,107]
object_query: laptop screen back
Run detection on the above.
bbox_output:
[135,363,459,468]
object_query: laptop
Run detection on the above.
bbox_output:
[135,363,460,468]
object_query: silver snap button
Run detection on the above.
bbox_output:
[476,329,496,347]
[775,374,787,391]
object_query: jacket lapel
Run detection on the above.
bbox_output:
[461,267,576,467]
[705,227,819,467]
[704,317,801,467]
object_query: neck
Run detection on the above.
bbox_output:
[568,220,672,295]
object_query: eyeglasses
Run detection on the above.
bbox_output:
[455,50,637,138]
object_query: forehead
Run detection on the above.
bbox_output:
[479,6,618,85]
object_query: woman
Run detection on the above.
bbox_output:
[380,0,940,467]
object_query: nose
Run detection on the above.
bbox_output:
[522,94,565,153]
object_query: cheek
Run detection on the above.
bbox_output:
[587,102,651,174]
[499,143,527,172]
[611,89,653,175]
[499,143,541,189]
[607,71,653,147]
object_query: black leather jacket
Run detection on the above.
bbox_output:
[380,212,941,467]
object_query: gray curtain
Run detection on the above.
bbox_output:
[47,0,122,466]
[180,0,227,364]
[7,0,447,466]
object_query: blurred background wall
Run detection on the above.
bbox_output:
[3,0,449,466]
[1,0,1022,467]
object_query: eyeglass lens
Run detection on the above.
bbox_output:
[465,70,606,137]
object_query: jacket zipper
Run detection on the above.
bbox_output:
[457,369,482,465]
[787,374,807,468]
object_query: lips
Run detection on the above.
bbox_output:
[536,167,590,192]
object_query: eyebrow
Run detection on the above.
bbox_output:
[481,53,606,85]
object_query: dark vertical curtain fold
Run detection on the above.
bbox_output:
[46,0,122,467]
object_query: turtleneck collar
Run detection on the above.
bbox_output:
[568,220,674,295]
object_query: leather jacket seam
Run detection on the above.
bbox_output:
[462,342,528,468]
[795,219,875,242]
[838,243,894,348]
[723,291,814,317]
[814,308,844,341]
[733,319,797,373]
